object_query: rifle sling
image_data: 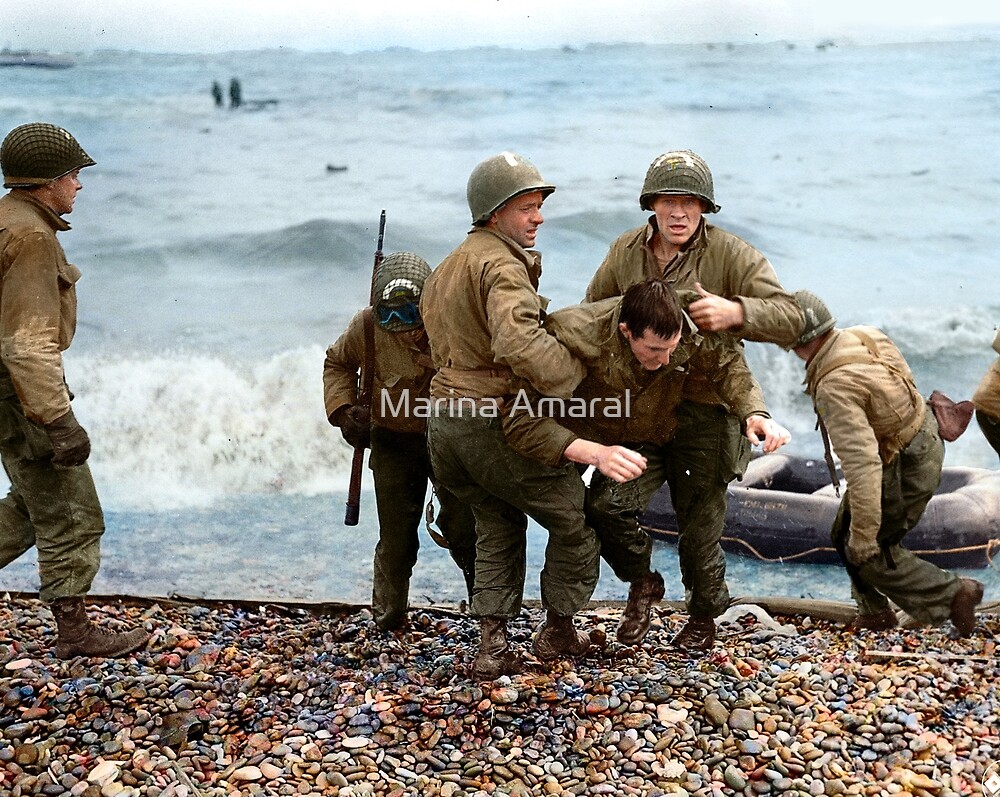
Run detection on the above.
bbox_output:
[359,306,376,408]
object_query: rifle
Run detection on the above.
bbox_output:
[344,209,386,526]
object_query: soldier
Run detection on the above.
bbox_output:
[972,328,1000,460]
[584,150,804,649]
[790,291,983,636]
[324,252,477,631]
[504,279,791,645]
[421,152,644,680]
[0,123,151,658]
[229,78,242,109]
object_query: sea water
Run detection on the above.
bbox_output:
[0,39,998,603]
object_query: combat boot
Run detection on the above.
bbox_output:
[472,617,522,680]
[845,608,899,632]
[672,615,715,651]
[51,597,150,659]
[617,571,665,645]
[532,610,591,660]
[950,577,984,637]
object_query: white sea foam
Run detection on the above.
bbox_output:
[63,347,355,510]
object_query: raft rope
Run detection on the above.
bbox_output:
[988,537,1000,572]
[642,525,1000,567]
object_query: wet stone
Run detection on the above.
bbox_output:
[728,707,756,731]
[703,693,730,727]
[4,723,35,741]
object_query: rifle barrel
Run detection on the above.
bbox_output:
[344,210,387,526]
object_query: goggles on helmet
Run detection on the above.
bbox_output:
[377,301,421,329]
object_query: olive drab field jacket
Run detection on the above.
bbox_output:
[504,298,769,467]
[804,326,927,549]
[584,218,802,406]
[0,190,78,425]
[323,310,434,435]
[420,227,584,401]
[973,327,1000,419]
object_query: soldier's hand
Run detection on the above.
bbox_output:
[688,282,745,332]
[45,409,91,467]
[565,439,647,484]
[335,405,371,449]
[846,533,880,567]
[596,445,647,483]
[745,415,791,453]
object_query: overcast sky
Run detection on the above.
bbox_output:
[4,0,999,53]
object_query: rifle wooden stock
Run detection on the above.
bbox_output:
[344,444,364,526]
[343,210,386,525]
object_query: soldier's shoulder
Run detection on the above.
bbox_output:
[608,224,647,248]
[0,193,49,234]
[702,222,763,255]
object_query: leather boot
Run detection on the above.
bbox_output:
[51,597,150,659]
[532,610,591,660]
[617,571,665,645]
[671,615,715,651]
[950,577,984,637]
[845,607,898,632]
[472,617,522,680]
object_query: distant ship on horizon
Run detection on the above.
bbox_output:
[0,48,75,68]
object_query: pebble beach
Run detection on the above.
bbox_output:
[1,594,998,797]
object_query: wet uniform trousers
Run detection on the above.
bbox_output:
[586,401,748,618]
[369,425,476,630]
[832,411,960,624]
[426,409,600,620]
[0,389,103,603]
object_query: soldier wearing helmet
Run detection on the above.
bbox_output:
[503,280,793,647]
[582,150,804,652]
[0,123,150,658]
[790,291,983,637]
[421,152,616,680]
[323,252,476,630]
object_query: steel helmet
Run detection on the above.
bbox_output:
[1,123,95,188]
[372,252,432,332]
[792,290,835,348]
[639,150,720,213]
[466,151,555,225]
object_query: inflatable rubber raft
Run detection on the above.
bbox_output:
[641,453,1000,568]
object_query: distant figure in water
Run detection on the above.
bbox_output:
[229,78,242,109]
[0,123,152,659]
[211,81,224,108]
